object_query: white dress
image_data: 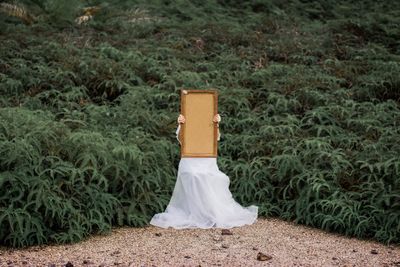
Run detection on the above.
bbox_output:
[149,125,258,229]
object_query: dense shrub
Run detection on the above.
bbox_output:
[0,0,399,247]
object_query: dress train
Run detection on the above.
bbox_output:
[150,126,258,229]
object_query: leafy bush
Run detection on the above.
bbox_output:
[0,0,399,247]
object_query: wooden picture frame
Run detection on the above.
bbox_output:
[179,89,218,158]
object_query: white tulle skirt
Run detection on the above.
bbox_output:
[150,157,258,229]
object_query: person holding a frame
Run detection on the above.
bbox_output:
[150,90,258,229]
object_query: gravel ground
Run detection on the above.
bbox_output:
[0,216,399,267]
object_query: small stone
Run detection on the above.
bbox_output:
[352,249,357,252]
[370,249,378,254]
[332,257,338,260]
[110,250,121,256]
[221,244,229,249]
[213,236,223,242]
[257,252,272,261]
[221,229,233,235]
[155,233,162,237]
[252,247,258,250]
[184,256,191,259]
[65,262,74,267]
[21,261,28,265]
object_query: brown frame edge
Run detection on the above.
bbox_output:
[180,89,218,158]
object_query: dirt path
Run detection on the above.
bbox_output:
[1,217,399,267]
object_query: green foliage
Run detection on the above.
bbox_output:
[1,0,400,247]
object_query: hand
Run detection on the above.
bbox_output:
[177,114,185,124]
[213,114,221,123]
